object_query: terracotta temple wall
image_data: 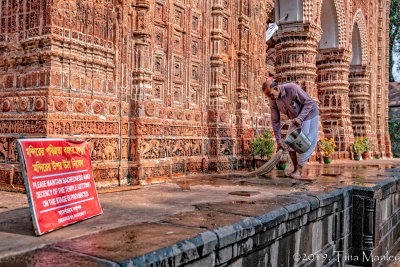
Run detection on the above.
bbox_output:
[0,0,392,189]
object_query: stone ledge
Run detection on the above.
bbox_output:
[283,200,311,220]
[121,231,218,267]
[123,193,350,266]
[312,188,345,207]
[375,176,399,199]
[3,175,400,267]
[255,207,288,229]
[212,218,261,249]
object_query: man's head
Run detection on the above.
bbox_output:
[262,80,280,100]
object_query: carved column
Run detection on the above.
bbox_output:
[205,0,235,172]
[236,4,250,117]
[131,1,152,102]
[349,65,373,140]
[275,23,321,100]
[316,49,354,157]
[234,0,251,169]
[274,23,323,153]
[384,0,393,158]
[367,0,379,157]
[375,0,386,157]
[130,0,155,181]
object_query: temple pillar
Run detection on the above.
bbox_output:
[275,24,321,99]
[316,48,354,158]
[375,0,391,158]
[206,0,236,172]
[384,1,393,158]
[129,0,156,183]
[274,23,323,158]
[348,65,374,144]
[234,1,252,169]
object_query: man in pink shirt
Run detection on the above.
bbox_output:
[262,79,319,179]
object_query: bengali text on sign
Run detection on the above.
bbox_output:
[17,139,102,235]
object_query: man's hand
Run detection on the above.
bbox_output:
[292,118,302,127]
[276,143,284,152]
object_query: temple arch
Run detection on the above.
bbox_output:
[275,0,303,23]
[351,9,369,66]
[348,9,372,140]
[319,0,338,49]
[314,0,346,47]
[351,23,362,65]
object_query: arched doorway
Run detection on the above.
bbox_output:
[348,16,374,152]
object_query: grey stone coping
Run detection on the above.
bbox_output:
[311,188,345,207]
[122,190,351,265]
[123,182,400,266]
[375,176,400,198]
[4,179,400,267]
[121,231,218,267]
[255,207,288,229]
[212,218,262,249]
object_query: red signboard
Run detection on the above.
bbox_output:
[17,139,102,235]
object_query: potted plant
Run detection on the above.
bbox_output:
[318,138,336,164]
[361,137,371,160]
[352,138,365,160]
[251,131,275,167]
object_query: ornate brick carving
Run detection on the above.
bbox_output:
[317,49,354,153]
[0,0,392,188]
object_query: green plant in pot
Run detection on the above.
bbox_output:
[318,138,336,164]
[352,138,365,160]
[361,137,372,159]
[251,131,275,161]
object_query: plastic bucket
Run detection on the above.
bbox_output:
[284,128,311,154]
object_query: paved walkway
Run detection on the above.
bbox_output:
[0,159,400,266]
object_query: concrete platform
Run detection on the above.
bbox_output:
[0,159,400,266]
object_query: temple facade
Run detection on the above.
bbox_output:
[0,0,392,188]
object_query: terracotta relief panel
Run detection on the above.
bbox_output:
[153,81,164,101]
[0,0,392,188]
[190,86,201,107]
[154,26,166,50]
[173,5,185,29]
[172,30,185,53]
[154,2,166,23]
[191,38,201,58]
[173,57,184,80]
[173,83,184,105]
[192,12,201,34]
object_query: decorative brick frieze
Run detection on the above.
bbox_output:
[0,0,392,187]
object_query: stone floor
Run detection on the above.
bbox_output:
[0,158,400,266]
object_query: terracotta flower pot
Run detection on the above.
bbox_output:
[323,156,332,164]
[354,154,361,161]
[362,151,370,160]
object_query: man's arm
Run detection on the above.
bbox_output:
[291,84,315,122]
[269,99,282,144]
